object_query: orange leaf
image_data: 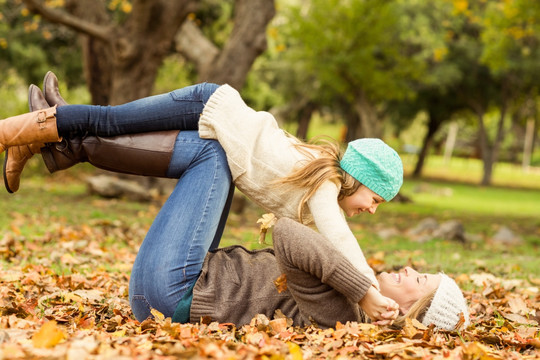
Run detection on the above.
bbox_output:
[32,320,65,348]
[274,273,288,293]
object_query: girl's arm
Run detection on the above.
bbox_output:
[307,181,380,289]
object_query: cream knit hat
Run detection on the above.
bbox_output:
[422,274,470,331]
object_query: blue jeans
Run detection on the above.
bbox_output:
[56,83,230,321]
[129,130,233,321]
[56,83,220,137]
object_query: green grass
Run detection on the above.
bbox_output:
[402,153,540,190]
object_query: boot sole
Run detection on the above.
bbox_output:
[3,151,14,193]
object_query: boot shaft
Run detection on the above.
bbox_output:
[42,131,179,177]
[0,106,60,152]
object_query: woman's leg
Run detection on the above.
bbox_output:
[56,83,220,138]
[129,131,233,321]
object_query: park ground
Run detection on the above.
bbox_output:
[0,155,539,359]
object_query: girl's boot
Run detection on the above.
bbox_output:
[39,72,178,178]
[1,88,61,193]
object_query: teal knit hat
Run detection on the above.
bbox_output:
[339,138,403,201]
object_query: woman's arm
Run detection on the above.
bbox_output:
[272,218,396,326]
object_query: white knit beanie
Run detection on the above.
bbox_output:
[422,274,470,331]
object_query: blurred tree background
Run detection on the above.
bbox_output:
[1,0,539,187]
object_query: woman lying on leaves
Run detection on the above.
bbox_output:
[1,73,469,330]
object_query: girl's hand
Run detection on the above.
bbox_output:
[358,286,400,325]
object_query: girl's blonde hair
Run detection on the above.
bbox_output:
[275,136,361,223]
[393,289,437,328]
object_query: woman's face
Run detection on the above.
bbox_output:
[338,185,384,217]
[378,267,441,314]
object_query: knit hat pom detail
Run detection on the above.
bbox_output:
[339,138,403,201]
[422,274,470,330]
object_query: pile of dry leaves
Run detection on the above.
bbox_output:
[0,220,539,359]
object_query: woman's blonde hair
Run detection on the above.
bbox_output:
[393,289,437,328]
[275,136,361,223]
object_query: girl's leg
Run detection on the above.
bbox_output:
[129,131,233,321]
[56,83,220,138]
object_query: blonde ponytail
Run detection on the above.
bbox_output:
[275,136,361,223]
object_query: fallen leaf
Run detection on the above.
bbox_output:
[287,342,303,360]
[32,320,65,348]
[274,273,288,293]
[257,213,277,244]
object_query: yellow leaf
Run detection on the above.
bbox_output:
[32,321,66,348]
[151,308,165,323]
[287,342,303,360]
[64,293,82,304]
[462,342,499,360]
[257,213,277,244]
[112,329,126,337]
[257,213,277,230]
[453,0,468,13]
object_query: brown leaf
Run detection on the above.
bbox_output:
[274,273,288,293]
[507,295,530,316]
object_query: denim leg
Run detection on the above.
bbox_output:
[56,83,220,137]
[129,131,233,321]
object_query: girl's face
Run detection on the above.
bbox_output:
[338,185,384,217]
[378,267,441,314]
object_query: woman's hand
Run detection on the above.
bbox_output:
[358,286,400,325]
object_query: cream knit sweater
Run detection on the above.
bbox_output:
[199,85,378,288]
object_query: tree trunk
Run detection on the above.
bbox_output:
[204,0,275,88]
[351,90,382,139]
[522,118,535,171]
[23,0,197,104]
[295,102,317,140]
[108,1,196,104]
[477,103,507,186]
[443,121,459,164]
[23,0,275,104]
[64,0,112,105]
[412,112,443,178]
[343,109,362,143]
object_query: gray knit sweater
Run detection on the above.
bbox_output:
[189,218,372,328]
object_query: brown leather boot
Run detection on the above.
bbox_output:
[3,85,51,193]
[1,90,61,193]
[40,71,179,177]
[43,71,68,107]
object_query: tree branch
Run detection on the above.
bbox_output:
[22,0,113,42]
[175,19,220,74]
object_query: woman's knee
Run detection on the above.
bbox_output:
[200,83,220,104]
[203,140,231,178]
[130,294,153,322]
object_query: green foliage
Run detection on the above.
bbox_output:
[196,0,234,48]
[0,0,84,87]
[481,0,540,78]
[284,0,421,102]
[0,69,29,119]
[153,54,196,95]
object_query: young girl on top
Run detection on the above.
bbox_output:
[1,77,402,293]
